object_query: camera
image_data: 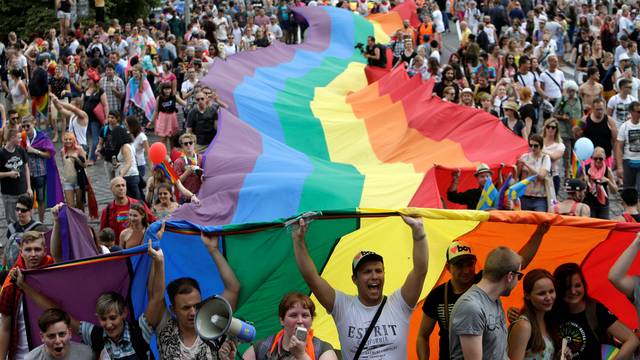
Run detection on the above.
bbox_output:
[354,42,365,54]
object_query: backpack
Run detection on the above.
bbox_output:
[1,221,42,270]
[90,321,152,359]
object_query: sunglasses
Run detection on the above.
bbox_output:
[196,97,205,101]
[16,207,30,213]
[182,141,194,146]
[512,271,524,280]
[21,124,31,129]
[546,125,557,129]
[593,157,604,160]
[529,143,540,149]
[10,116,18,121]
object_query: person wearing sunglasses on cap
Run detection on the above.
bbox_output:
[517,134,552,212]
[292,214,428,360]
[417,222,549,360]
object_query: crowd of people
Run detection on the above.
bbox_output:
[0,0,639,358]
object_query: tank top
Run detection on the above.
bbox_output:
[61,153,78,184]
[60,0,71,12]
[582,115,613,157]
[69,115,88,147]
[10,81,25,104]
[116,143,139,178]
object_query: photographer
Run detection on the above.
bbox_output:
[362,36,388,68]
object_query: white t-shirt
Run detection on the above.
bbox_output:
[213,16,229,40]
[619,16,633,39]
[516,71,538,94]
[132,132,148,167]
[543,141,566,176]
[608,94,637,129]
[16,303,29,358]
[432,10,445,33]
[331,289,413,360]
[539,69,565,100]
[617,120,640,160]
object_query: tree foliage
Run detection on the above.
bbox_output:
[0,0,160,38]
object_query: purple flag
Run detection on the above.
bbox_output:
[59,205,100,261]
[30,130,64,207]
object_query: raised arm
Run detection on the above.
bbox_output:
[201,231,241,310]
[400,214,428,308]
[13,268,80,334]
[518,222,549,270]
[143,229,167,328]
[49,203,65,262]
[292,218,336,312]
[608,233,640,299]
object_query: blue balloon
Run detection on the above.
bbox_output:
[574,137,594,161]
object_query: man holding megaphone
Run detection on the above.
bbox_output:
[140,225,241,359]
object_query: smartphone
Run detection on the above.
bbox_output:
[295,326,307,342]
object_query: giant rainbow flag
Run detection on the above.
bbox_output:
[16,4,640,360]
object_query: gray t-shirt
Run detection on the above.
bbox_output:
[448,285,508,360]
[26,342,95,360]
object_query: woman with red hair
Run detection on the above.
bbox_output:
[243,292,338,360]
[61,131,86,209]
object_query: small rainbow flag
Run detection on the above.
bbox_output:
[601,344,619,360]
[571,151,583,178]
[156,160,179,184]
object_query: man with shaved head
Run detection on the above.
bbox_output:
[99,176,155,244]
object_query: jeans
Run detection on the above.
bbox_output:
[522,196,548,212]
[553,175,561,196]
[137,165,146,199]
[88,121,101,161]
[2,194,19,224]
[124,175,143,201]
[622,159,640,194]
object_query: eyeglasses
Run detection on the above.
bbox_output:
[15,207,30,213]
[546,125,557,129]
[512,271,524,280]
[592,157,604,160]
[529,143,540,149]
[182,141,194,146]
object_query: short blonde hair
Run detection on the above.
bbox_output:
[179,132,196,144]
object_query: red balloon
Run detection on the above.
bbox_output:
[149,142,168,165]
